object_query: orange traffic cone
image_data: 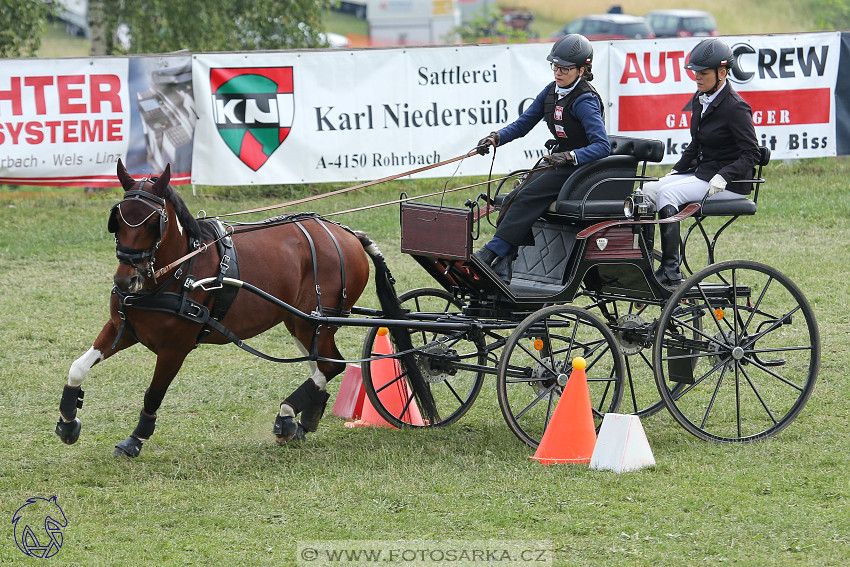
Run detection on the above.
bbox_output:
[346,328,425,428]
[332,365,366,419]
[530,356,597,465]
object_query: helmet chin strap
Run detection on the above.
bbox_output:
[703,69,723,95]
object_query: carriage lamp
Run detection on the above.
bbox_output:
[624,190,650,219]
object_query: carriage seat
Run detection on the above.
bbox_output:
[547,136,664,221]
[697,145,770,217]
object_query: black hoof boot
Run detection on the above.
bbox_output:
[56,418,82,445]
[273,415,306,445]
[113,436,144,458]
[299,391,330,433]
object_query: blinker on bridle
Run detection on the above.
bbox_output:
[109,179,168,282]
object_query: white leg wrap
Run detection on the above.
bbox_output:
[68,347,103,387]
[310,368,328,391]
[279,402,296,418]
[293,338,318,375]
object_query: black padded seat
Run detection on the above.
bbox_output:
[699,198,757,216]
[492,136,665,220]
[549,136,664,221]
[696,146,770,217]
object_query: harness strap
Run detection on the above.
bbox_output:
[312,217,348,311]
[293,221,323,316]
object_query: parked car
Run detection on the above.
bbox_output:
[644,9,717,38]
[549,14,655,41]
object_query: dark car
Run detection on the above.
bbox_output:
[549,14,655,41]
[645,9,717,38]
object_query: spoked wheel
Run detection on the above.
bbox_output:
[591,298,688,417]
[360,288,486,428]
[497,305,624,448]
[654,260,820,442]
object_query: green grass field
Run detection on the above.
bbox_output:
[1,157,848,565]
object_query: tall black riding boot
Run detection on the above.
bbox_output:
[654,205,683,287]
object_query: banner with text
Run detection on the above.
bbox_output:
[608,32,839,164]
[191,43,610,185]
[0,55,194,186]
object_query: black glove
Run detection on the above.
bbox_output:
[548,151,574,169]
[476,131,500,155]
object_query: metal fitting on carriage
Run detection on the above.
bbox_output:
[624,190,650,219]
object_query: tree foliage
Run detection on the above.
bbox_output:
[810,0,850,29]
[97,0,337,55]
[0,0,51,58]
[450,5,538,44]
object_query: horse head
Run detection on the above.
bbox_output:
[109,159,175,294]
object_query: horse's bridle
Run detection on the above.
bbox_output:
[108,181,167,280]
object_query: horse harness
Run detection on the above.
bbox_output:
[112,206,352,362]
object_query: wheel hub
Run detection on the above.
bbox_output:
[419,343,458,383]
[530,358,566,396]
[712,330,737,371]
[615,313,647,355]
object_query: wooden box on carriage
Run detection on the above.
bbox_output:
[400,202,472,261]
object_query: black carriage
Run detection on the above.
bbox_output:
[357,136,820,447]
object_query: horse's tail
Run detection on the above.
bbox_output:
[355,231,438,423]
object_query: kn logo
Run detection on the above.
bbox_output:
[210,67,294,171]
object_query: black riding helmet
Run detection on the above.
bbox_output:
[685,38,734,71]
[548,34,593,67]
[685,38,733,95]
[547,34,594,82]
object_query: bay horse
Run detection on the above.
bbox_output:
[56,160,435,457]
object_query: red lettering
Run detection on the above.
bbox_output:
[24,76,54,115]
[3,121,24,143]
[64,120,79,142]
[106,119,122,141]
[44,120,61,142]
[0,77,23,116]
[25,121,44,144]
[644,53,666,84]
[90,74,122,113]
[82,120,103,142]
[57,76,87,114]
[620,53,645,83]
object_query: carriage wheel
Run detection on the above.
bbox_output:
[497,305,624,448]
[589,298,688,417]
[654,260,820,442]
[360,288,486,428]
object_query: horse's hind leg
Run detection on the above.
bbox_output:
[57,320,138,445]
[274,327,346,445]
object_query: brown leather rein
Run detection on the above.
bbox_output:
[153,148,552,279]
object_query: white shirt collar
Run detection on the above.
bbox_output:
[555,77,582,98]
[699,81,727,113]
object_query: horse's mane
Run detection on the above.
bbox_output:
[159,181,216,242]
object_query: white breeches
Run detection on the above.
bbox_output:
[643,173,746,210]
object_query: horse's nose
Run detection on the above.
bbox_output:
[114,268,142,294]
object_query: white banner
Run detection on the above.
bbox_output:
[1,34,840,186]
[0,55,194,186]
[191,43,610,185]
[608,32,839,164]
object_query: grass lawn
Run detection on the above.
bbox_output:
[1,156,848,565]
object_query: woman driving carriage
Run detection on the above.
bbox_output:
[642,37,761,287]
[472,34,610,283]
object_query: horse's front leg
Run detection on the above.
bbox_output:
[56,319,138,445]
[113,348,188,458]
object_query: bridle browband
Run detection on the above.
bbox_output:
[108,180,168,281]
